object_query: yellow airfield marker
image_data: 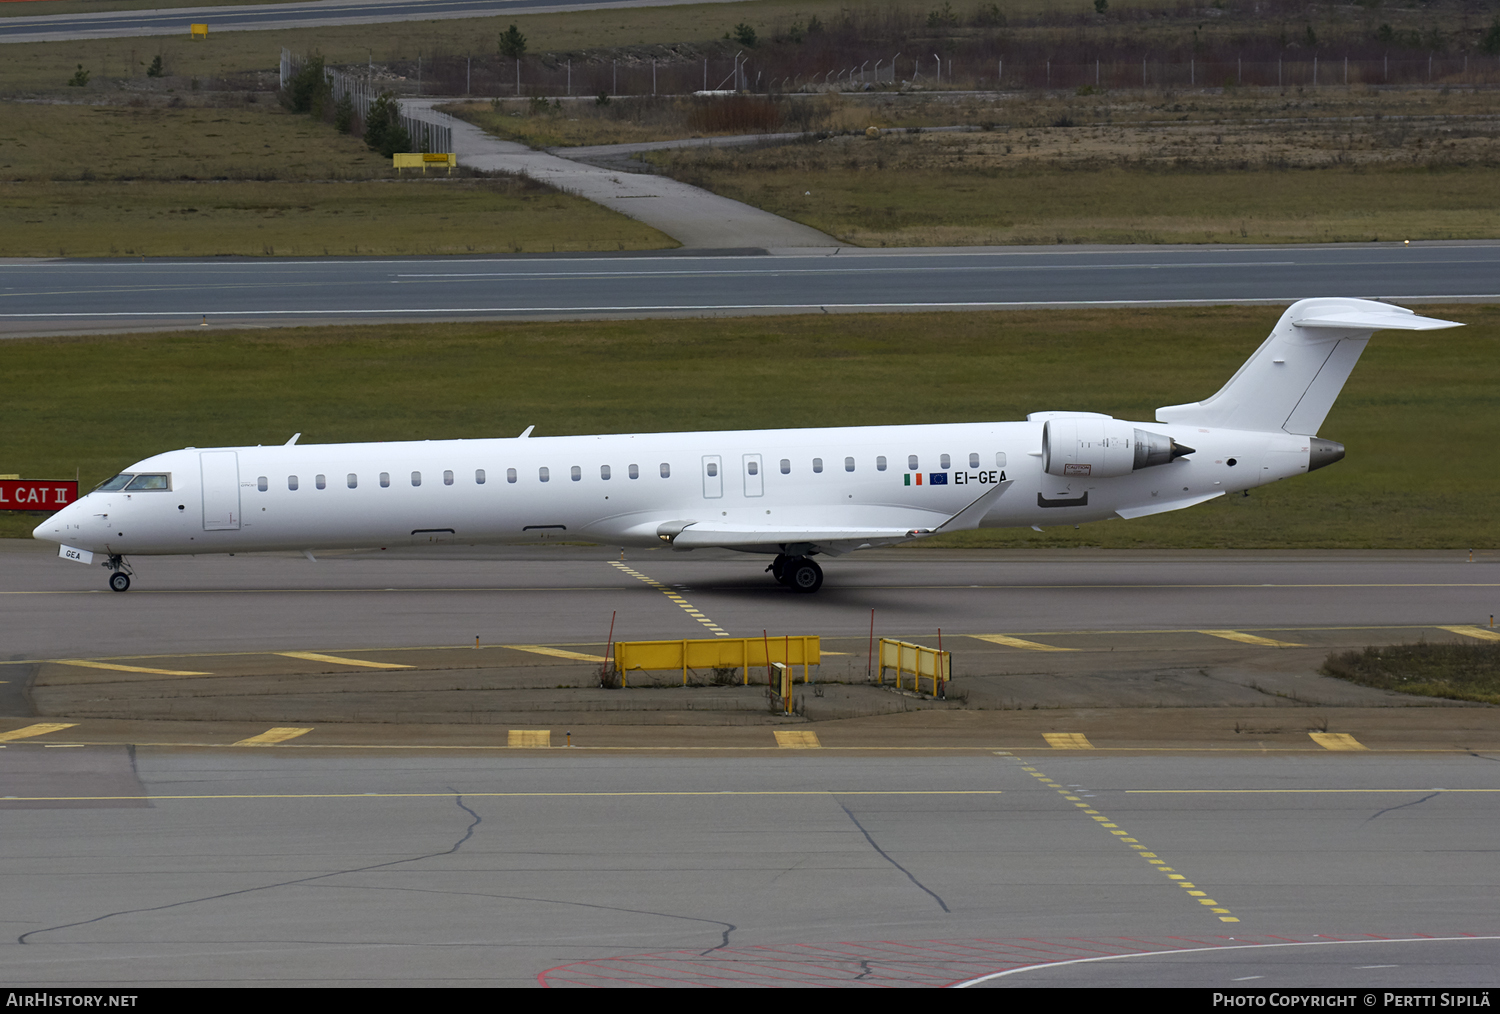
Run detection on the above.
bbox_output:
[774,730,821,748]
[276,651,412,669]
[1044,732,1095,749]
[1438,625,1500,642]
[508,730,551,747]
[1198,630,1306,647]
[55,660,210,676]
[0,723,79,743]
[233,727,314,746]
[509,646,608,662]
[971,634,1075,651]
[1309,732,1368,751]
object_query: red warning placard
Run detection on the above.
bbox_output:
[0,480,78,510]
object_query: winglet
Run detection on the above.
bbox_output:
[518,425,535,439]
[285,433,301,446]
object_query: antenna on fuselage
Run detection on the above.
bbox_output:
[285,433,301,446]
[518,425,535,439]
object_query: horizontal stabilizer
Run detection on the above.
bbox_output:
[1156,298,1464,435]
[1294,307,1463,331]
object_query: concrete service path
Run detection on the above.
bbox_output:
[404,99,836,250]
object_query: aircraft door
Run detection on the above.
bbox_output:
[200,450,241,531]
[743,454,763,497]
[701,455,723,499]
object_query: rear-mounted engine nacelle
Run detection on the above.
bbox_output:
[1043,418,1195,478]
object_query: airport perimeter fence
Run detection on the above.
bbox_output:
[299,50,1500,102]
[280,50,452,154]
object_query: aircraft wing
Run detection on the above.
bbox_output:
[660,480,1013,552]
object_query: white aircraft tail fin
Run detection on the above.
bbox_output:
[1155,298,1462,435]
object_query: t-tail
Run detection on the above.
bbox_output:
[1155,297,1462,469]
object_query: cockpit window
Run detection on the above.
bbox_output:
[124,474,171,491]
[95,474,133,491]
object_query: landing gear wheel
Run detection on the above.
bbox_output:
[786,557,823,594]
[108,572,131,593]
[767,554,790,586]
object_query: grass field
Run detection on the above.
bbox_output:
[2,303,1494,547]
[0,179,671,257]
[642,87,1500,246]
[0,100,672,255]
[1324,642,1500,706]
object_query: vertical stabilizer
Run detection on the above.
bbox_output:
[1155,298,1462,435]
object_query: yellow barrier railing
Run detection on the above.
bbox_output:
[613,636,819,687]
[877,638,950,695]
[393,152,457,174]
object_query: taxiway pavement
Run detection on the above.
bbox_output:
[0,749,1495,986]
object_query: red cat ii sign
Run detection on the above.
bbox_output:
[0,480,78,510]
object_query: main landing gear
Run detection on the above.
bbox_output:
[767,554,823,594]
[104,554,133,593]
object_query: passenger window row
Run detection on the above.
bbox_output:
[772,452,1007,476]
[259,463,672,491]
[255,454,1009,494]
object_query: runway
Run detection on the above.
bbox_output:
[3,243,1497,336]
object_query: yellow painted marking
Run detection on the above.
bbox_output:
[971,634,1074,652]
[1129,788,1500,794]
[508,729,551,748]
[509,646,608,663]
[1309,732,1368,751]
[1198,630,1305,647]
[276,651,412,670]
[1044,732,1095,749]
[55,660,210,676]
[611,561,730,637]
[0,723,78,742]
[0,789,1007,802]
[233,727,313,746]
[775,730,822,749]
[1016,756,1239,925]
[1439,625,1500,642]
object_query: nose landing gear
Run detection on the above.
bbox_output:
[766,554,823,593]
[103,554,133,592]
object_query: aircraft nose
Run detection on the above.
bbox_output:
[33,499,81,544]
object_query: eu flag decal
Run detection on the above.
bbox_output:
[929,472,948,485]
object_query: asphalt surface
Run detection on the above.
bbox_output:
[0,0,740,42]
[2,242,1497,336]
[0,749,1496,986]
[4,542,1498,986]
[6,541,1496,659]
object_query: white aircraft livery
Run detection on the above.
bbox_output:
[35,298,1461,593]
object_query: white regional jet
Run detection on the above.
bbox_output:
[35,298,1460,594]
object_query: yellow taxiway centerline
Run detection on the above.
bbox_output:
[0,789,1007,802]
